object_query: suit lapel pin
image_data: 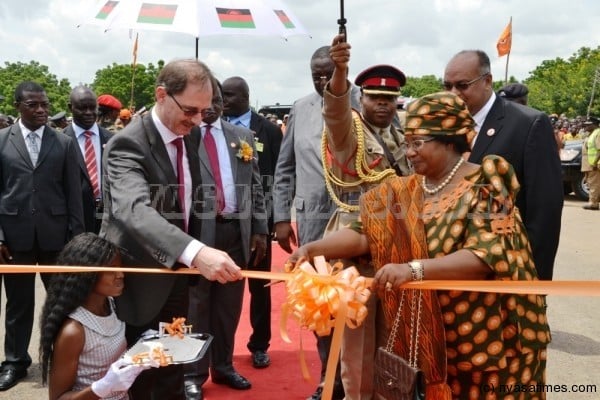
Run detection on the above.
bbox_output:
[486,128,495,137]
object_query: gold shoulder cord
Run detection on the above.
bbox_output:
[321,111,396,212]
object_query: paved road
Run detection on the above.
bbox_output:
[1,196,599,399]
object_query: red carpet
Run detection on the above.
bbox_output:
[202,237,322,400]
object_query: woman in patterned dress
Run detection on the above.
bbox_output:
[292,92,550,400]
[40,233,146,399]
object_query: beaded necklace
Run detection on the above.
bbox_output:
[421,157,464,195]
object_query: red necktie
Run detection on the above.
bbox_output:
[203,125,225,213]
[173,138,187,232]
[84,131,100,199]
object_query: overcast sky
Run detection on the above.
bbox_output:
[1,0,600,108]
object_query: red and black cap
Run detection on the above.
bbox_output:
[354,64,406,96]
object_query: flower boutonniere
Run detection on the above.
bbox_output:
[236,139,254,162]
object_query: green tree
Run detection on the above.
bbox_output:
[525,46,600,117]
[91,61,164,112]
[403,75,443,98]
[0,61,71,117]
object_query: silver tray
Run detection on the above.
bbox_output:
[123,333,212,365]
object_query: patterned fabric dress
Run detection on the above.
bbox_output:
[360,155,551,400]
[69,298,128,400]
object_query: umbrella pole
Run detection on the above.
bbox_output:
[195,37,199,60]
[338,0,347,38]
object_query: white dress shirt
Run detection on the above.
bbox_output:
[151,107,204,267]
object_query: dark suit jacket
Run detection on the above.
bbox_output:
[469,97,563,280]
[0,124,84,251]
[63,124,113,233]
[100,113,203,326]
[249,111,283,231]
[194,119,268,264]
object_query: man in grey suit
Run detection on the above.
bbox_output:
[101,60,244,400]
[63,86,113,233]
[273,46,360,400]
[0,81,84,391]
[184,78,268,399]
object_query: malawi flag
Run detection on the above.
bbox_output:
[274,9,295,29]
[96,0,119,20]
[216,8,256,29]
[137,3,177,25]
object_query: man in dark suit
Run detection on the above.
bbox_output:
[221,76,282,369]
[184,78,268,399]
[444,50,563,280]
[0,81,85,391]
[64,86,113,233]
[100,59,244,400]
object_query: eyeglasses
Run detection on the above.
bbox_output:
[442,73,489,91]
[403,137,436,151]
[20,101,50,109]
[168,93,204,117]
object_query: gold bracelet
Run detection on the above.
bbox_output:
[408,260,424,281]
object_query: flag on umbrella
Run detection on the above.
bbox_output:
[274,9,294,29]
[137,3,178,25]
[216,8,256,29]
[496,18,512,57]
[96,0,119,20]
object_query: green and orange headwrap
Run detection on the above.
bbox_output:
[404,91,477,145]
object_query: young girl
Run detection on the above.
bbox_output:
[40,233,145,399]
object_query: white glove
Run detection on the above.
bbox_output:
[91,358,146,398]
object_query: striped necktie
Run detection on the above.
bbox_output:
[84,131,101,199]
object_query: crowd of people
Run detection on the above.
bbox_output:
[0,29,591,400]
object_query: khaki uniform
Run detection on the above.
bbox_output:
[582,128,600,206]
[322,83,411,400]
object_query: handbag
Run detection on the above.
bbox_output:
[374,289,426,400]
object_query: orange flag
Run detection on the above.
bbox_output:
[496,18,512,57]
[132,33,139,67]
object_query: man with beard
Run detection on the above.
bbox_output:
[0,81,84,391]
[63,86,114,233]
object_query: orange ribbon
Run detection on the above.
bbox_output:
[4,264,598,296]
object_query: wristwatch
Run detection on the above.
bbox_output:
[408,260,424,281]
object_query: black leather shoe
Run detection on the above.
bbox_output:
[306,382,345,400]
[212,371,251,390]
[0,368,27,391]
[252,350,271,368]
[184,381,203,400]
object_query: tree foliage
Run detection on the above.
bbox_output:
[526,46,600,117]
[403,75,443,99]
[0,61,71,117]
[91,60,164,112]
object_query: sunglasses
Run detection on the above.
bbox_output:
[168,93,205,118]
[442,73,489,91]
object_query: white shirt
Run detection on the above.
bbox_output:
[200,119,238,213]
[151,107,204,266]
[19,120,44,150]
[73,122,102,196]
[470,92,497,148]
